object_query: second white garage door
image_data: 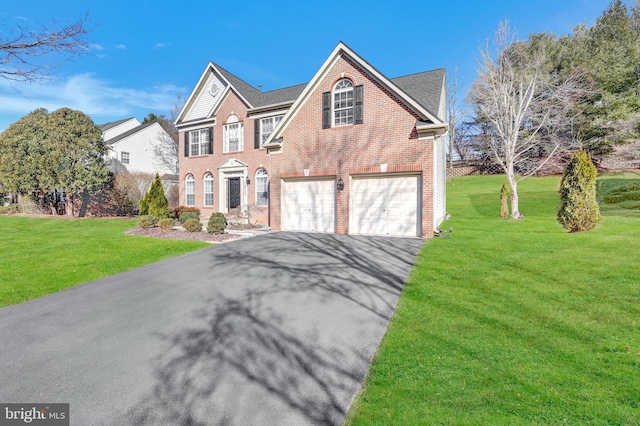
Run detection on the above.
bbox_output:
[350,175,420,237]
[281,179,335,233]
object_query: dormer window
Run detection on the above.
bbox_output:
[322,79,363,129]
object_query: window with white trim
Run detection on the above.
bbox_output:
[223,122,244,153]
[121,151,130,165]
[255,169,268,206]
[185,174,195,206]
[203,173,214,207]
[189,128,212,156]
[260,115,283,146]
[333,79,354,126]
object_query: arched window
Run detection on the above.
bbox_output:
[223,114,244,153]
[185,174,195,206]
[203,173,214,207]
[333,78,354,126]
[255,169,268,206]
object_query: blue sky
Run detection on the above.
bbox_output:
[0,0,618,132]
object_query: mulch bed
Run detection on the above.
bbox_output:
[124,227,244,243]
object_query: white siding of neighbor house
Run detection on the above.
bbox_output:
[433,134,447,229]
[184,72,227,122]
[106,122,174,175]
[102,118,140,141]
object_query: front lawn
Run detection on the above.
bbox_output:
[0,216,209,307]
[346,174,640,425]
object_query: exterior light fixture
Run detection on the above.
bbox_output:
[337,177,344,191]
[245,176,251,185]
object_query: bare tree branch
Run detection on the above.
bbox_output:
[469,21,590,219]
[147,96,182,175]
[0,14,90,82]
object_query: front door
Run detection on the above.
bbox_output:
[228,178,241,210]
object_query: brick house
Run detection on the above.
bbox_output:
[176,42,447,238]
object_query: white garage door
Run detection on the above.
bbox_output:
[281,179,335,233]
[350,175,420,237]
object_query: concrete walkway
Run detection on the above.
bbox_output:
[0,232,423,425]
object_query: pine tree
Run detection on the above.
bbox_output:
[557,149,602,232]
[146,173,169,218]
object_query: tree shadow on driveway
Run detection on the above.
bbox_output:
[120,233,423,426]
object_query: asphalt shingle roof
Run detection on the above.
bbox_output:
[104,122,157,145]
[99,117,135,132]
[391,68,445,121]
[213,61,444,119]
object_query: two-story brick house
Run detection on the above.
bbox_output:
[176,42,447,238]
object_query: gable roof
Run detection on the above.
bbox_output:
[178,42,446,135]
[104,122,162,145]
[267,41,446,145]
[391,68,445,120]
[99,117,136,132]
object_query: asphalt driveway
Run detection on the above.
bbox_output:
[0,232,423,425]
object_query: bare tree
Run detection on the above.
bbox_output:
[147,96,181,175]
[446,66,463,168]
[469,21,587,218]
[0,15,90,82]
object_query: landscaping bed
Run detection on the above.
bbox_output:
[124,226,243,243]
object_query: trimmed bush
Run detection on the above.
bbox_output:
[182,218,202,232]
[179,211,200,224]
[138,215,158,229]
[172,206,200,218]
[0,204,19,215]
[558,149,602,232]
[158,218,175,232]
[207,212,227,234]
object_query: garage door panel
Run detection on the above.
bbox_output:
[350,175,419,237]
[282,180,335,233]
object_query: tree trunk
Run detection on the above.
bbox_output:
[67,195,75,217]
[506,168,522,219]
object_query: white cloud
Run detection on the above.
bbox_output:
[154,43,167,49]
[115,44,126,50]
[0,74,187,129]
[90,44,104,51]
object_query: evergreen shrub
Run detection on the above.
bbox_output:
[183,218,202,232]
[158,218,175,232]
[138,215,158,229]
[207,213,227,234]
[557,149,602,232]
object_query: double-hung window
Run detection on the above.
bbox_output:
[333,79,354,126]
[260,115,283,146]
[189,128,212,156]
[255,169,268,206]
[322,79,363,128]
[203,173,214,207]
[224,122,244,153]
[121,151,130,165]
[185,174,195,206]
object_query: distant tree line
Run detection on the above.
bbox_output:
[454,0,640,165]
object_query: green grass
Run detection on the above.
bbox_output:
[597,172,640,217]
[345,174,640,425]
[0,216,209,307]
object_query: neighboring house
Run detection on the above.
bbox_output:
[99,118,175,175]
[176,42,448,238]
